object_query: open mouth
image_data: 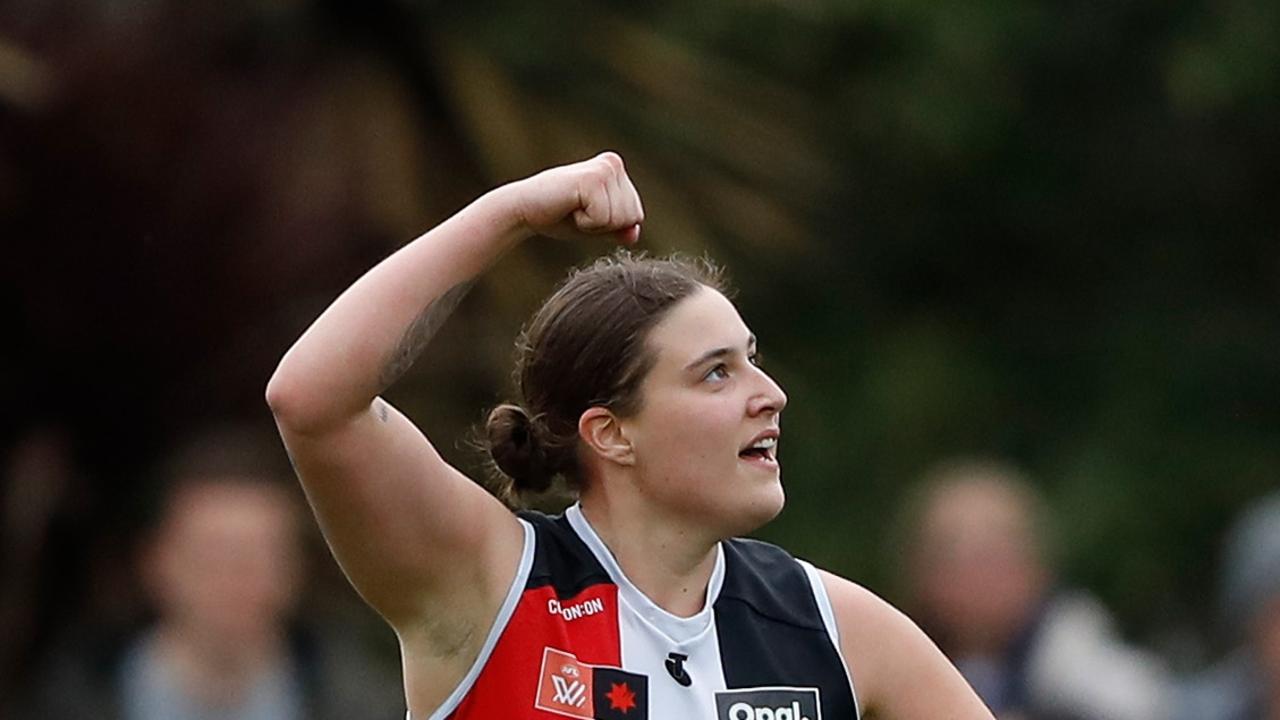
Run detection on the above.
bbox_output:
[738,436,778,464]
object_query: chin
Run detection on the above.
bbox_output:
[728,482,785,536]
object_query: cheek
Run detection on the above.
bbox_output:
[655,397,737,453]
[636,397,739,477]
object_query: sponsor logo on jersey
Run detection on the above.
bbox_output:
[594,666,648,719]
[537,648,593,718]
[664,652,692,686]
[547,596,608,622]
[534,647,649,719]
[714,687,821,720]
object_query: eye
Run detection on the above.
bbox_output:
[748,351,763,367]
[704,363,730,382]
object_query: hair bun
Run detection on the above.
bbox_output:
[485,404,554,493]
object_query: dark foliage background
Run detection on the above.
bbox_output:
[2,0,1277,698]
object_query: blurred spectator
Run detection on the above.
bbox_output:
[14,429,401,720]
[897,458,1171,720]
[1175,492,1280,720]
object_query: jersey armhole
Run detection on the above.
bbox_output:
[414,518,536,720]
[797,559,862,720]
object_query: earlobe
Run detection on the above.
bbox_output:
[578,407,635,467]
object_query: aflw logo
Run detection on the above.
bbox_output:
[551,674,588,707]
[537,645,596,717]
[534,647,650,719]
[536,648,594,718]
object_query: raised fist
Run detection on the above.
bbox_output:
[512,152,644,246]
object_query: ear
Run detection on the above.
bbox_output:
[578,407,635,467]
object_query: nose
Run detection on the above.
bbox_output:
[747,365,787,417]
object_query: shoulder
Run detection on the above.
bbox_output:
[812,569,909,630]
[811,569,924,675]
[813,568,996,719]
[715,543,923,653]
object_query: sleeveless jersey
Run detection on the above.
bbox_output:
[417,504,859,720]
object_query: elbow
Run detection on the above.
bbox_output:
[265,361,325,434]
[265,358,364,435]
[265,365,303,426]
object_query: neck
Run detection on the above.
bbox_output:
[152,621,285,704]
[578,495,719,618]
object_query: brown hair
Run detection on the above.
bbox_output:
[484,250,725,504]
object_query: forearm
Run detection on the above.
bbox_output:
[266,151,643,433]
[267,185,528,432]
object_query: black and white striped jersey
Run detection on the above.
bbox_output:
[417,504,859,720]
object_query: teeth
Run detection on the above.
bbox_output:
[751,437,777,450]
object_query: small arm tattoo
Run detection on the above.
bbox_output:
[378,280,474,387]
[374,398,390,423]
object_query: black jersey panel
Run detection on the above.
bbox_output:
[517,510,613,599]
[715,538,858,719]
[718,538,826,630]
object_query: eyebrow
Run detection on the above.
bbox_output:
[684,334,757,373]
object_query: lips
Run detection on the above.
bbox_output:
[739,429,780,462]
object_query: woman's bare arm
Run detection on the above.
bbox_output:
[820,571,995,720]
[265,153,643,633]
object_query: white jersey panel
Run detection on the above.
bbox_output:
[567,504,731,718]
[618,597,728,717]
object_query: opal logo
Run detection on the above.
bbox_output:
[715,687,821,720]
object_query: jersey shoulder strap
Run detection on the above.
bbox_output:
[718,537,828,630]
[516,510,613,597]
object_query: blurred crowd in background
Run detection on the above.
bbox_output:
[2,0,1277,719]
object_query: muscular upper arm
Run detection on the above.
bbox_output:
[818,570,994,720]
[275,395,523,631]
